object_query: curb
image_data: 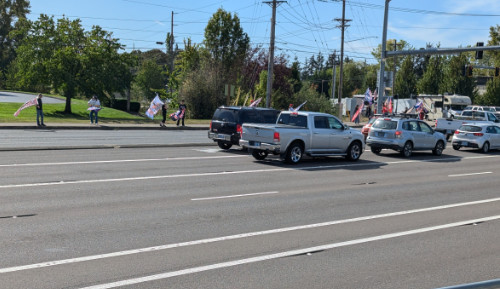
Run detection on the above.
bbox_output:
[0,125,209,130]
[0,142,217,152]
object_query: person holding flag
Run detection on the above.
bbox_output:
[36,94,46,127]
[88,95,101,125]
[351,102,364,124]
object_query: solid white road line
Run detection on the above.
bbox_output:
[191,191,279,201]
[1,197,499,274]
[448,172,493,177]
[79,215,500,289]
[0,155,245,168]
[1,155,499,189]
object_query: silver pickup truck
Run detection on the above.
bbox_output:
[239,111,365,164]
[434,110,500,140]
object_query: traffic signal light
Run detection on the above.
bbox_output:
[467,66,473,77]
[495,67,499,77]
[461,65,466,76]
[476,42,484,60]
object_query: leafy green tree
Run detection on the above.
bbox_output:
[135,59,165,100]
[371,39,410,72]
[478,78,500,105]
[0,0,30,88]
[12,15,132,113]
[417,55,443,94]
[394,56,417,98]
[204,8,249,76]
[442,54,476,98]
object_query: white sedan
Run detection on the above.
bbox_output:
[451,122,500,153]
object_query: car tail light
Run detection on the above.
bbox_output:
[395,130,402,138]
[473,132,484,136]
[274,132,280,143]
[454,130,460,134]
[236,124,242,136]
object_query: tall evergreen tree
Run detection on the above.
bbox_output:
[394,56,417,98]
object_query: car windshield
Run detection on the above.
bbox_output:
[372,119,397,130]
[277,114,308,128]
[458,125,482,132]
[212,109,235,122]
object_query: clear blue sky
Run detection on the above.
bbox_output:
[27,0,500,64]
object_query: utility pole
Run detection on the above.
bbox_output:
[170,11,174,74]
[331,50,337,101]
[335,0,351,119]
[377,0,390,114]
[264,0,286,108]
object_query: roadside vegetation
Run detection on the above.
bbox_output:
[2,0,500,123]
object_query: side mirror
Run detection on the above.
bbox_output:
[344,124,350,130]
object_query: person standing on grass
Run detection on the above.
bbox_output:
[36,93,46,127]
[88,95,101,125]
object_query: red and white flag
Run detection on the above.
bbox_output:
[14,98,37,117]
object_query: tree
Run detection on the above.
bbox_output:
[394,56,417,98]
[417,55,444,94]
[135,59,165,100]
[0,0,30,88]
[12,15,133,113]
[442,54,476,97]
[204,8,249,76]
[478,78,500,105]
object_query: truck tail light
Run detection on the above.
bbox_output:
[209,121,212,130]
[274,132,280,143]
[395,130,402,138]
[236,124,242,137]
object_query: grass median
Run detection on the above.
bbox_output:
[1,95,210,125]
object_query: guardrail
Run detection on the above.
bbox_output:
[435,279,500,289]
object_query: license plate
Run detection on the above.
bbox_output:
[462,141,468,146]
[377,132,385,137]
[250,141,261,147]
[217,134,225,139]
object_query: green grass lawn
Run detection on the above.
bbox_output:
[0,95,210,125]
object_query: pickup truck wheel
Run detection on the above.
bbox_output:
[346,141,362,161]
[217,140,232,150]
[371,147,382,154]
[252,150,268,160]
[480,142,490,153]
[452,144,460,150]
[285,143,303,164]
[432,141,444,156]
[401,141,413,158]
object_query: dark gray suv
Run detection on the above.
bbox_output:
[208,106,280,150]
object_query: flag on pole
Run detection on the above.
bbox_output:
[249,97,262,107]
[145,95,164,120]
[351,102,364,122]
[290,101,307,113]
[14,98,38,117]
[364,88,373,104]
[414,98,423,110]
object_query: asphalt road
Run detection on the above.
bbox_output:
[0,129,212,150]
[0,141,499,289]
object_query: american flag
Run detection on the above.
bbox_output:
[14,98,37,117]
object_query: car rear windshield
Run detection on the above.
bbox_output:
[212,109,236,122]
[277,114,308,128]
[240,110,278,123]
[458,125,482,132]
[372,119,397,130]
